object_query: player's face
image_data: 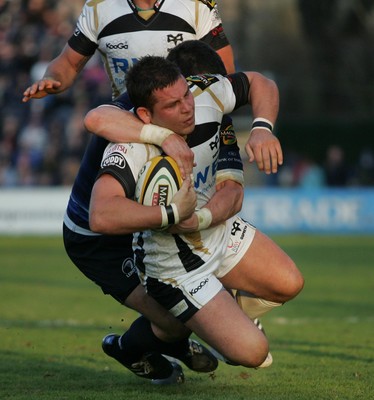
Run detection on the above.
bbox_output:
[150,76,195,136]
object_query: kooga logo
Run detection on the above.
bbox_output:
[106,42,128,49]
[189,278,209,296]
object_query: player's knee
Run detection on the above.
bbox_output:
[284,262,304,300]
[228,333,269,368]
[240,336,269,368]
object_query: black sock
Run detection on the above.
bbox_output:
[119,315,190,363]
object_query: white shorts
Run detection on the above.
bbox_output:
[143,217,256,322]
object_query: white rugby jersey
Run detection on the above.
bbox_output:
[135,74,240,280]
[97,73,248,282]
[69,0,229,97]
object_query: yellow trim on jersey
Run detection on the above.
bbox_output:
[206,88,225,112]
[87,0,106,31]
[184,232,211,255]
[195,0,199,28]
[138,9,156,20]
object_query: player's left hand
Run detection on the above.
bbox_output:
[245,129,283,174]
[161,134,195,179]
[167,213,198,234]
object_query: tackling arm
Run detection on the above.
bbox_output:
[84,104,194,178]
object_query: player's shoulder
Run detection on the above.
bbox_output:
[187,74,223,91]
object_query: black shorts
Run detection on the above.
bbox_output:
[63,224,140,304]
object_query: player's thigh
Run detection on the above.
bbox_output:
[185,290,268,367]
[219,229,303,301]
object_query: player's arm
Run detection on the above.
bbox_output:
[22,45,91,102]
[89,174,196,235]
[230,71,282,174]
[169,117,244,234]
[84,104,194,178]
[216,44,235,74]
[168,179,243,234]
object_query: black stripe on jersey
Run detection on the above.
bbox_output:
[174,235,205,272]
[200,23,230,51]
[225,72,250,110]
[68,30,98,56]
[98,13,195,39]
[187,122,220,148]
[134,232,146,273]
[96,164,136,199]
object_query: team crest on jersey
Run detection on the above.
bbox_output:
[198,0,217,10]
[187,74,219,91]
[221,124,237,145]
[167,33,183,46]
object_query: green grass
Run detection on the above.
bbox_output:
[1,235,373,400]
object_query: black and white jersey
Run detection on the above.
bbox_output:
[97,73,248,281]
[68,0,230,97]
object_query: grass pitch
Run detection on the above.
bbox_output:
[0,235,373,400]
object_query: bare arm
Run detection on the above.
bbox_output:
[216,44,235,74]
[84,105,195,178]
[168,179,243,234]
[22,45,91,102]
[244,71,283,174]
[89,174,196,235]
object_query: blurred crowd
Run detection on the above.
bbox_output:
[0,0,109,186]
[1,0,373,188]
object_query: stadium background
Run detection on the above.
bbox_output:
[0,0,373,234]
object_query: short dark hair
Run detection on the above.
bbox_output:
[125,55,182,111]
[167,40,227,77]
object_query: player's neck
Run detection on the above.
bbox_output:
[134,0,156,11]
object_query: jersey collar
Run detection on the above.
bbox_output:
[127,0,165,14]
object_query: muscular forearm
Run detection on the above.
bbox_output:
[246,72,279,124]
[84,106,145,143]
[169,180,243,234]
[205,180,243,227]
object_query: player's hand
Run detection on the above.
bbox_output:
[245,129,283,174]
[171,175,197,222]
[167,213,198,234]
[22,78,62,102]
[161,134,195,179]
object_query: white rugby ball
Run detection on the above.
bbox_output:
[135,155,182,206]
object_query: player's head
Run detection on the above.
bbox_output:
[126,55,195,136]
[167,40,227,77]
[126,55,183,111]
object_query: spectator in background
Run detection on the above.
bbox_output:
[323,145,351,186]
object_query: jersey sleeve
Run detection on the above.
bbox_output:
[216,115,244,186]
[96,143,137,198]
[225,72,250,110]
[67,0,100,55]
[196,0,230,50]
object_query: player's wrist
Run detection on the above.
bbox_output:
[140,124,174,147]
[195,208,212,230]
[250,117,274,134]
[160,203,180,228]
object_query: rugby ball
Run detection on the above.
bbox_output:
[135,155,183,206]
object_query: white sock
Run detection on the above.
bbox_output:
[235,290,282,320]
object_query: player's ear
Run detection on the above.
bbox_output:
[136,106,152,124]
